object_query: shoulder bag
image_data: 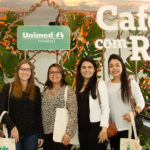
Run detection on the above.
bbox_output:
[120,112,142,150]
[97,81,117,138]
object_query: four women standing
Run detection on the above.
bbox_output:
[0,55,145,150]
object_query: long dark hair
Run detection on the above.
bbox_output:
[44,63,67,90]
[76,57,97,99]
[108,54,129,103]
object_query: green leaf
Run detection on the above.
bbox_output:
[86,22,102,41]
[1,53,20,69]
[125,56,136,73]
[67,13,85,32]
[0,53,22,78]
[63,53,76,71]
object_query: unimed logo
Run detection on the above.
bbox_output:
[0,146,9,150]
[17,26,70,50]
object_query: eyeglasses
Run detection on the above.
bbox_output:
[49,71,61,75]
[19,68,31,72]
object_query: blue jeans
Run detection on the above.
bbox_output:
[16,134,38,150]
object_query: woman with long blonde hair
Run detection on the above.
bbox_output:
[0,59,44,150]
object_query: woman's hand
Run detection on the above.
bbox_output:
[61,134,70,145]
[38,139,44,147]
[98,127,108,143]
[11,126,19,143]
[123,111,137,122]
[123,112,131,122]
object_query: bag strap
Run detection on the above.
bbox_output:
[8,83,12,113]
[0,111,8,122]
[64,86,68,108]
[96,80,101,107]
[129,112,139,141]
[128,79,135,109]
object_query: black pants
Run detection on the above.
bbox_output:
[43,133,72,150]
[79,126,107,150]
[110,130,129,150]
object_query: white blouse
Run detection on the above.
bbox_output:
[106,80,145,131]
[89,79,110,128]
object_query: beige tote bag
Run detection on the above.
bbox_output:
[0,111,16,150]
[120,112,142,150]
[53,86,79,145]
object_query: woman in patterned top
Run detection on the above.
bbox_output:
[41,63,78,150]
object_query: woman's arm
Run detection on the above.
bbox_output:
[35,86,44,146]
[123,80,145,121]
[131,80,145,113]
[97,80,110,143]
[65,86,78,139]
[98,80,110,128]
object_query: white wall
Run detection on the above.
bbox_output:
[29,52,58,91]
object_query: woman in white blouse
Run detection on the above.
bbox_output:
[76,57,110,150]
[106,54,145,150]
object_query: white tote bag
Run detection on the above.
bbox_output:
[120,112,142,150]
[53,86,79,145]
[0,111,16,150]
[0,137,16,150]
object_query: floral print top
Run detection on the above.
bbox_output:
[41,85,77,138]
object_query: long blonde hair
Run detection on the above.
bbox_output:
[12,59,35,100]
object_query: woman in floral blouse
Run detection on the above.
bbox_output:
[41,63,78,150]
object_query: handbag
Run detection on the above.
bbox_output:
[120,112,142,150]
[135,113,143,131]
[0,137,16,150]
[128,79,143,131]
[107,122,118,138]
[53,86,79,145]
[97,81,118,138]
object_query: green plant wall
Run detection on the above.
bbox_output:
[61,12,103,86]
[0,12,24,91]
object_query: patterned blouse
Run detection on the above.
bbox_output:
[41,85,77,138]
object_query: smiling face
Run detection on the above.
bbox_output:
[80,61,95,80]
[18,63,31,82]
[108,58,123,78]
[49,66,62,84]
